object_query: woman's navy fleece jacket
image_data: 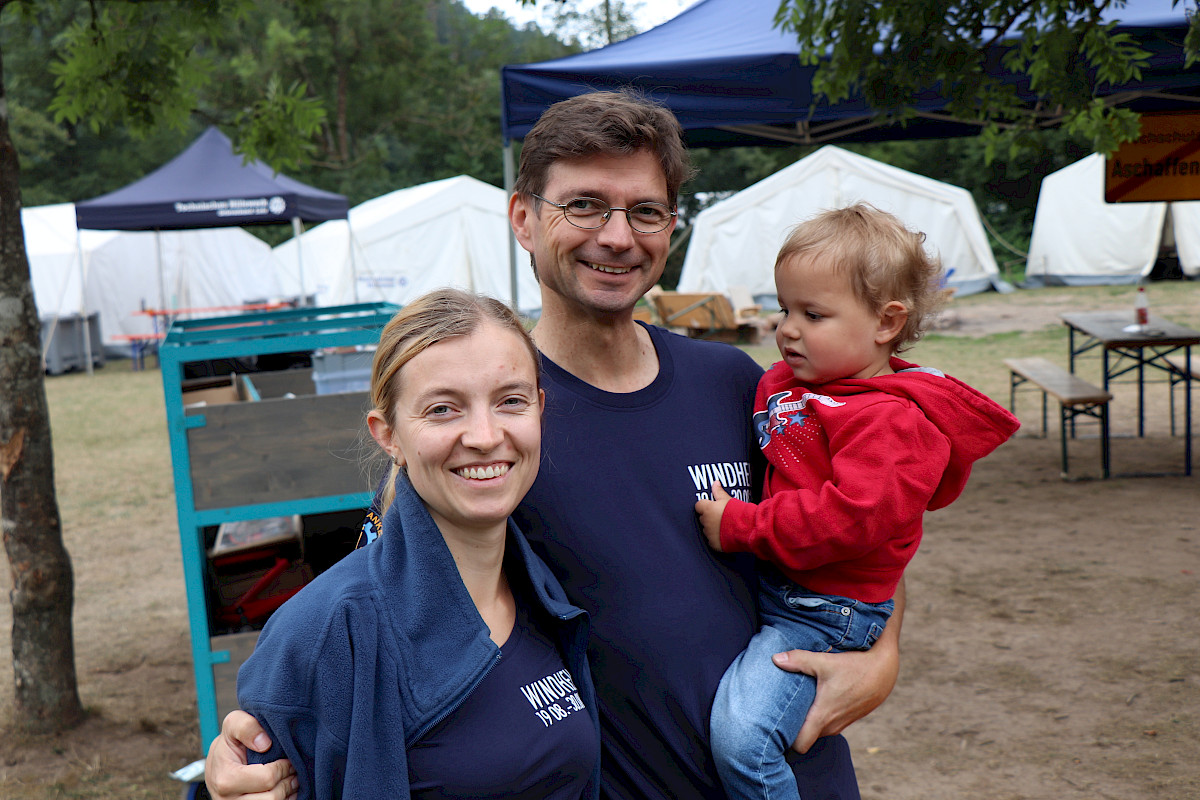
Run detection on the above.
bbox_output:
[236,472,599,799]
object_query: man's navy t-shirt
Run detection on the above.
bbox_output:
[512,324,860,800]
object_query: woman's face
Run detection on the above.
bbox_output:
[379,322,543,538]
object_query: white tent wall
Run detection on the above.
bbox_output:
[274,176,541,314]
[1025,153,1200,285]
[83,228,280,342]
[26,203,282,348]
[678,146,1003,304]
[25,204,117,318]
[1170,204,1200,272]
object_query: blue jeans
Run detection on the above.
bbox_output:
[711,572,893,800]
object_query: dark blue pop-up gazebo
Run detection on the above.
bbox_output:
[70,127,349,354]
[500,0,1199,149]
[75,126,347,231]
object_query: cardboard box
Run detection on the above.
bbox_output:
[182,375,244,407]
[210,514,303,558]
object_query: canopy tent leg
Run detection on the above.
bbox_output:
[347,220,359,303]
[75,229,94,375]
[155,229,166,313]
[292,217,307,306]
[504,139,519,313]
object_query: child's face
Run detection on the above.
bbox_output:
[774,254,900,385]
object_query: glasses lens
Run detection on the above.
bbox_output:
[562,197,607,229]
[628,203,672,233]
[557,196,673,233]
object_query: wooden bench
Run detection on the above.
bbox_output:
[1003,357,1112,478]
[1166,354,1200,436]
[111,332,166,371]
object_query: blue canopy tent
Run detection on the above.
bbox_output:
[71,127,348,361]
[498,0,1200,306]
[75,126,348,231]
[500,0,1199,148]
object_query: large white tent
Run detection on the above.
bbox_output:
[678,146,1004,302]
[1025,153,1200,285]
[27,203,282,348]
[274,175,540,314]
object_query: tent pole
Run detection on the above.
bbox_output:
[347,219,359,303]
[292,216,307,306]
[76,227,94,375]
[504,139,518,313]
[155,228,167,325]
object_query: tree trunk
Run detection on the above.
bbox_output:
[0,22,85,733]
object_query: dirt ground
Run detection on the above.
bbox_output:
[1,285,1198,799]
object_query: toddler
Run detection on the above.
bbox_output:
[695,203,1019,800]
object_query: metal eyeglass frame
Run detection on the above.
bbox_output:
[530,193,676,234]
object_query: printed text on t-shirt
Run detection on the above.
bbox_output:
[687,461,752,501]
[520,669,587,727]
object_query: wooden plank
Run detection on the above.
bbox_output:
[244,368,317,399]
[652,292,739,330]
[211,631,259,725]
[1003,357,1112,405]
[186,392,372,510]
[1060,311,1200,348]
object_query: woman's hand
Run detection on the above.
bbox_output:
[205,710,298,800]
[694,481,732,551]
[774,578,906,754]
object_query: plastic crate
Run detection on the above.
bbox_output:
[311,347,374,395]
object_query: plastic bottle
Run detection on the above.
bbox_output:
[1135,285,1149,327]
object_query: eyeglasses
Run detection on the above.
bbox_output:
[531,194,676,234]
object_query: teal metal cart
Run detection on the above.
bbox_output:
[160,302,398,752]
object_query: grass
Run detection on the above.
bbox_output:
[742,324,1068,397]
[43,358,175,526]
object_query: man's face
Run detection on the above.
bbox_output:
[512,149,676,317]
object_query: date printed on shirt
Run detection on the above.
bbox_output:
[521,669,587,727]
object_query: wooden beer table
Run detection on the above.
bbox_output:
[1060,311,1199,476]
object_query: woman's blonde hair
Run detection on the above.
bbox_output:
[775,203,946,352]
[370,289,540,514]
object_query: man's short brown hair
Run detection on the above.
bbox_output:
[514,89,693,205]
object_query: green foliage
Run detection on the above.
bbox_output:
[193,0,576,201]
[3,0,578,206]
[541,0,641,48]
[774,0,1200,160]
[233,79,327,172]
[47,2,225,136]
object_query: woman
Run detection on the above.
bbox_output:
[235,289,600,799]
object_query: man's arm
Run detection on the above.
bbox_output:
[774,577,906,754]
[205,710,298,800]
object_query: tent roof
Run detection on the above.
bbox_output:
[75,127,348,231]
[500,0,1199,147]
[273,176,542,314]
[1025,153,1200,283]
[679,146,1000,298]
[26,202,281,343]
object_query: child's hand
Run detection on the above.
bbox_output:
[694,480,732,551]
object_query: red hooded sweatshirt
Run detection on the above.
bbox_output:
[719,357,1020,603]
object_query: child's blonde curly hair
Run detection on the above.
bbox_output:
[775,203,947,352]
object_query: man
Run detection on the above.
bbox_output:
[206,90,901,800]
